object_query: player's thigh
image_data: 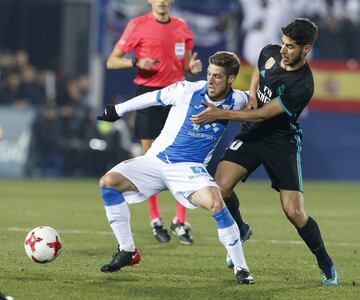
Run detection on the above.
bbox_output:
[108,156,166,201]
[216,139,261,191]
[262,141,302,192]
[164,163,219,209]
[189,186,225,212]
[214,161,247,192]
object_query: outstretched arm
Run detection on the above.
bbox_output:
[191,98,284,124]
[97,91,160,122]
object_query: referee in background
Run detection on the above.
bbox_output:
[106,0,202,245]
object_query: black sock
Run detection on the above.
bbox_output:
[226,192,245,231]
[297,216,333,276]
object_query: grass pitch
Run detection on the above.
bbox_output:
[0,179,359,300]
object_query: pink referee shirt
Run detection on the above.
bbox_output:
[115,13,194,88]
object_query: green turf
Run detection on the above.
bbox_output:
[0,179,359,299]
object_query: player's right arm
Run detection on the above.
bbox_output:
[247,67,259,109]
[106,47,159,70]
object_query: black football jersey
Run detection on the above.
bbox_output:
[239,45,314,143]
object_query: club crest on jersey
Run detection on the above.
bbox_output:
[175,43,185,58]
[265,57,275,70]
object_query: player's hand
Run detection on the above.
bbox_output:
[97,104,121,122]
[189,52,202,74]
[190,101,219,124]
[246,96,257,110]
[138,58,160,70]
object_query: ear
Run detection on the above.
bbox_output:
[303,44,312,56]
[228,74,236,85]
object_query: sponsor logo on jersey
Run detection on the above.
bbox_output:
[175,43,185,58]
[190,166,207,174]
[257,85,272,104]
[188,122,219,139]
[189,166,209,180]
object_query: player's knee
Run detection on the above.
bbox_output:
[214,176,232,199]
[209,198,226,213]
[99,173,121,189]
[283,205,306,226]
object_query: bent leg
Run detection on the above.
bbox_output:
[190,187,249,271]
[141,139,162,220]
[215,160,247,199]
[215,161,250,239]
[280,190,337,284]
[99,172,137,252]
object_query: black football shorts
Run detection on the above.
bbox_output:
[134,85,170,140]
[134,105,171,140]
[222,138,303,192]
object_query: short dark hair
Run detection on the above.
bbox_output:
[208,51,240,76]
[281,18,318,46]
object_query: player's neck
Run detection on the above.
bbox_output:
[280,58,306,71]
[152,12,170,23]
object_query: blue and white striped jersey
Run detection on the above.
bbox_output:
[145,80,248,164]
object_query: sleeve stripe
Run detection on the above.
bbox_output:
[156,90,166,107]
[277,96,292,117]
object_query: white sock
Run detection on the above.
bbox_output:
[218,223,248,271]
[100,188,135,252]
[213,207,248,271]
[105,201,135,252]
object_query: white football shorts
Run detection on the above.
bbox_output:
[108,154,219,209]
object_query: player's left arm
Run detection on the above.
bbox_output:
[97,92,160,122]
[98,81,186,122]
[191,97,285,124]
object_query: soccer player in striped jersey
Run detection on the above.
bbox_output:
[97,51,255,284]
[106,0,202,244]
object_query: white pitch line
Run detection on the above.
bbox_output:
[1,227,359,248]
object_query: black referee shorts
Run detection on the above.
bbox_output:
[134,85,170,140]
[222,138,303,192]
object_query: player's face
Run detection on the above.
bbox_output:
[207,64,235,101]
[280,35,309,69]
[148,0,172,17]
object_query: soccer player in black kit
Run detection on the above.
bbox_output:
[191,18,339,286]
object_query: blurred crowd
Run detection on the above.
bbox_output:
[234,0,360,65]
[0,50,47,107]
[1,0,359,178]
[0,50,131,177]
